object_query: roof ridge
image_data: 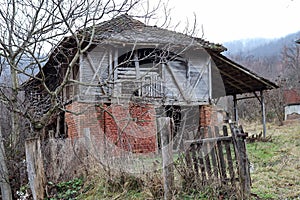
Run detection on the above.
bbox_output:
[81,14,226,52]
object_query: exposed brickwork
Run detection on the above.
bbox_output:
[65,102,103,139]
[199,105,223,138]
[199,105,212,127]
[65,102,157,154]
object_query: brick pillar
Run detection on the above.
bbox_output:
[200,105,212,127]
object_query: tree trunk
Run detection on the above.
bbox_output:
[0,125,13,200]
[10,62,20,149]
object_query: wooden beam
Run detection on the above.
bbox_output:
[134,51,140,79]
[166,63,189,101]
[236,95,257,101]
[207,59,212,101]
[225,81,244,95]
[188,62,207,99]
[213,54,277,89]
[85,53,107,95]
[219,68,254,91]
[233,94,238,123]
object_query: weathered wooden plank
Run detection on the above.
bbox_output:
[165,63,189,101]
[188,63,207,99]
[196,127,207,184]
[204,150,212,179]
[158,117,174,200]
[203,127,212,179]
[185,136,232,144]
[197,150,206,184]
[223,125,235,186]
[25,138,46,200]
[230,123,251,199]
[191,144,199,177]
[198,128,207,183]
[215,126,227,184]
[207,127,219,178]
[185,147,193,173]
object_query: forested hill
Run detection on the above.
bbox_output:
[223,31,300,58]
[221,31,300,82]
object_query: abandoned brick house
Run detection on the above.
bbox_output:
[24,14,277,154]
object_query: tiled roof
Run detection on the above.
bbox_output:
[79,14,226,52]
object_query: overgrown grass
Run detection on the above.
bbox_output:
[46,177,84,200]
[55,121,299,199]
[245,121,300,199]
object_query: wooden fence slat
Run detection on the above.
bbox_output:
[25,138,46,200]
[230,123,251,199]
[185,136,232,144]
[207,127,219,178]
[203,127,212,178]
[184,124,251,198]
[158,117,174,200]
[215,126,227,184]
[191,144,199,176]
[223,125,235,186]
[197,128,207,184]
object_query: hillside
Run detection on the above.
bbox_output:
[224,31,300,58]
[221,31,300,81]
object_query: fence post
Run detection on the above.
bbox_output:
[157,117,174,200]
[25,137,46,200]
[230,123,251,199]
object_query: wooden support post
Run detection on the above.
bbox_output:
[157,117,174,200]
[25,138,46,200]
[233,94,239,123]
[260,90,267,138]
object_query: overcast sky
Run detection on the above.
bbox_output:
[162,0,300,43]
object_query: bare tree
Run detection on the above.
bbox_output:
[281,43,300,89]
[0,0,167,199]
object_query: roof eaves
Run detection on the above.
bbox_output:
[212,53,278,90]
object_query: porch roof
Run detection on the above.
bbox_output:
[211,52,278,97]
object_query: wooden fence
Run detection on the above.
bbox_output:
[183,123,251,198]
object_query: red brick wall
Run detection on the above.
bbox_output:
[65,102,157,154]
[65,102,103,139]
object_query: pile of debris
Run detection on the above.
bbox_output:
[246,132,272,143]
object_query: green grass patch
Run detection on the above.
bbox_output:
[245,121,300,199]
[247,141,279,166]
